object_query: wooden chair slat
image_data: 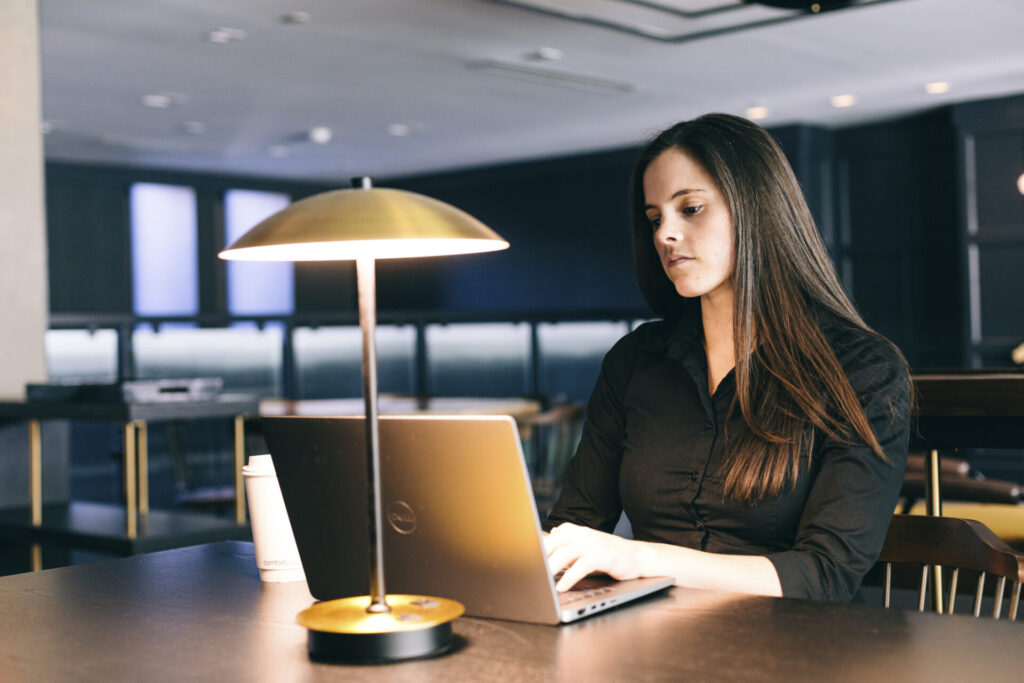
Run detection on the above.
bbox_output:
[947,568,958,615]
[993,578,1006,619]
[918,565,928,612]
[884,563,892,608]
[974,572,985,618]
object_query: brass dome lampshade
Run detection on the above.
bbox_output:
[220,178,508,663]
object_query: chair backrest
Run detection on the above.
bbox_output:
[878,514,1024,619]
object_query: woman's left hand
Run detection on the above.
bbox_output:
[543,522,645,592]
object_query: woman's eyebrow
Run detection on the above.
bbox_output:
[644,188,707,209]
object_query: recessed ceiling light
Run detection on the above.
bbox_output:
[387,123,412,137]
[1017,172,1024,196]
[281,11,311,25]
[308,126,332,144]
[140,92,187,109]
[181,121,207,135]
[140,93,172,108]
[529,46,564,61]
[924,81,950,95]
[207,27,247,44]
[745,106,769,121]
[830,94,856,108]
[269,145,290,158]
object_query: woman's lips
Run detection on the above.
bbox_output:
[666,255,693,267]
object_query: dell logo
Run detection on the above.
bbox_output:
[386,501,417,535]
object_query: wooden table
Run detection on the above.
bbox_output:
[0,395,259,564]
[912,372,1024,511]
[0,542,1020,681]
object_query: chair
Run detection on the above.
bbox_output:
[878,514,1024,619]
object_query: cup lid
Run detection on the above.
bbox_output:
[242,453,276,476]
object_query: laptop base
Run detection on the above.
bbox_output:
[298,594,465,664]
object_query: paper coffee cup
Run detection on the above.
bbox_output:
[242,454,304,582]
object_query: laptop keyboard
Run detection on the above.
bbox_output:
[558,585,613,607]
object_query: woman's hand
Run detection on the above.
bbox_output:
[543,522,646,592]
[543,522,783,597]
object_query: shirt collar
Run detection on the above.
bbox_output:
[637,299,702,361]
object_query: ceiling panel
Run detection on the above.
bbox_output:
[37,0,1024,181]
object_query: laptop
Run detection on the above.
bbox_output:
[262,414,673,625]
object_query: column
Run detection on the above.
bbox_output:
[0,0,48,398]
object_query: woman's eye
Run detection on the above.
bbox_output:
[648,216,661,230]
[681,205,702,217]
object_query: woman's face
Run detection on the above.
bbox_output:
[643,148,735,304]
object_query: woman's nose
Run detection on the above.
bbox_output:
[655,217,681,243]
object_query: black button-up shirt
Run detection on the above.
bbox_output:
[545,304,910,601]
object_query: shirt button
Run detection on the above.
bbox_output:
[693,521,704,531]
[704,420,713,430]
[690,472,698,481]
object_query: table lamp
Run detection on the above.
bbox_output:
[219,177,508,662]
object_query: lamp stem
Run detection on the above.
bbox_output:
[356,256,389,614]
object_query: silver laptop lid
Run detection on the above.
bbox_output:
[264,414,565,624]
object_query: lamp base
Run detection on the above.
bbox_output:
[297,594,464,663]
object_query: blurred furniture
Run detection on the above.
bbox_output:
[260,393,541,421]
[2,541,1023,680]
[911,371,1024,609]
[0,395,258,566]
[912,371,1024,514]
[517,402,585,513]
[900,453,1022,510]
[878,514,1024,619]
[900,452,1024,552]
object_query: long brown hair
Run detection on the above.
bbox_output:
[630,113,906,504]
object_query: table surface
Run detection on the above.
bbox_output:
[0,542,1021,682]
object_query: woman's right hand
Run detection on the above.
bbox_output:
[543,522,646,592]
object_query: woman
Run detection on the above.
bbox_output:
[543,113,910,602]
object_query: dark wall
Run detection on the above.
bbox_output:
[46,150,647,318]
[45,165,132,313]
[770,125,836,251]
[389,148,643,314]
[45,163,336,317]
[952,94,1024,367]
[833,110,962,368]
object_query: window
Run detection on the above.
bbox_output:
[425,322,531,397]
[224,189,293,315]
[130,183,198,316]
[44,329,119,381]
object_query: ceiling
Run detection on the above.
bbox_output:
[39,0,1024,183]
